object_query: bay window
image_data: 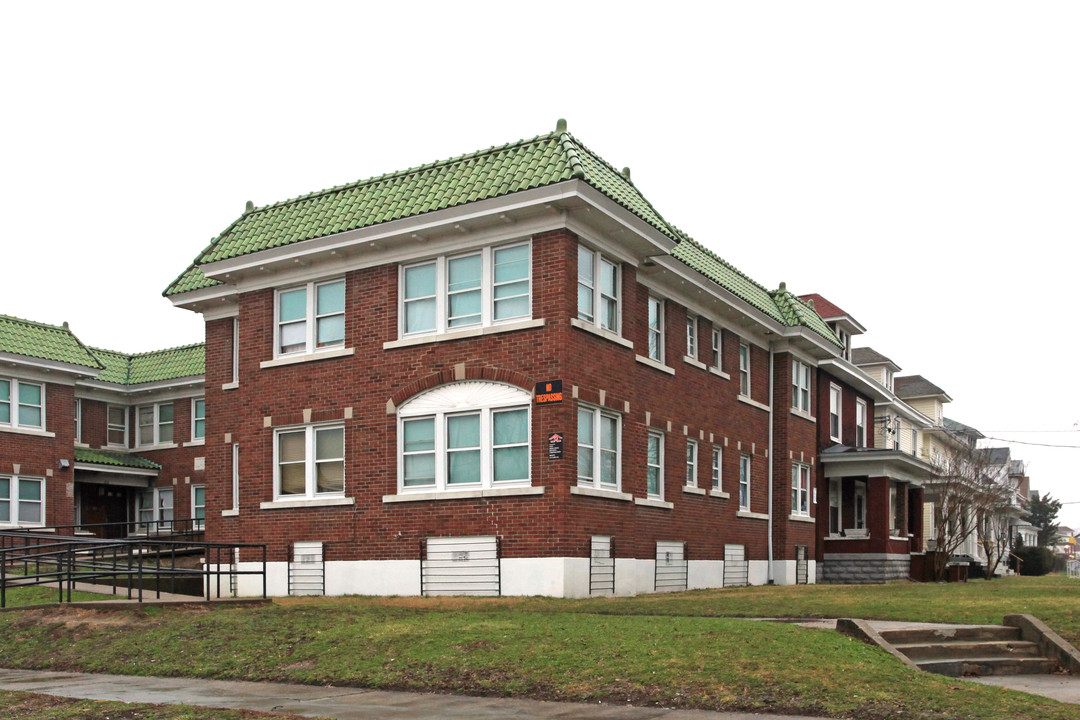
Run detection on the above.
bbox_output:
[276,278,345,356]
[401,243,531,337]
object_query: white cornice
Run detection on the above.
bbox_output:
[78,376,204,399]
[818,358,891,402]
[0,353,100,382]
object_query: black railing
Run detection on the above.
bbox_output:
[5,517,205,541]
[0,530,266,608]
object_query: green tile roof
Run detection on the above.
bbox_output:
[88,344,205,385]
[0,314,103,369]
[771,286,843,347]
[165,121,841,347]
[75,447,161,471]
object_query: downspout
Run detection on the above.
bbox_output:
[767,342,775,584]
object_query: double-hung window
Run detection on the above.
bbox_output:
[577,245,619,332]
[136,487,173,532]
[0,475,44,526]
[107,406,127,446]
[647,296,664,361]
[685,439,698,487]
[739,454,751,510]
[192,398,206,440]
[276,278,345,356]
[578,405,619,491]
[74,399,82,443]
[398,382,530,492]
[685,315,698,359]
[792,361,811,413]
[646,431,663,499]
[711,328,722,369]
[855,398,867,448]
[0,378,44,430]
[829,384,842,442]
[276,425,345,499]
[137,403,173,446]
[738,343,751,396]
[402,243,531,337]
[711,447,722,490]
[791,463,811,516]
[191,485,206,529]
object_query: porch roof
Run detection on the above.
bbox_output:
[819,445,934,485]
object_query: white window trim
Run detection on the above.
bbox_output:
[647,296,664,362]
[739,454,751,511]
[135,487,173,532]
[191,484,206,530]
[397,382,532,494]
[829,383,843,443]
[74,398,81,444]
[710,327,722,371]
[107,405,128,447]
[685,438,698,488]
[577,245,621,335]
[0,475,45,528]
[273,423,347,501]
[855,398,868,448]
[738,342,751,398]
[191,397,206,441]
[686,314,698,360]
[136,402,175,448]
[0,377,45,431]
[791,463,811,517]
[230,442,239,512]
[399,242,532,340]
[577,404,621,492]
[792,360,811,413]
[711,446,722,492]
[646,430,664,500]
[274,278,347,359]
[224,317,239,388]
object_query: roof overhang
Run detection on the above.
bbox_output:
[74,464,158,481]
[822,314,867,336]
[820,448,934,485]
[0,352,102,382]
[78,375,204,398]
[818,358,890,401]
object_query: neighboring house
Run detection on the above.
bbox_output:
[163,120,876,597]
[0,313,206,535]
[1051,525,1077,558]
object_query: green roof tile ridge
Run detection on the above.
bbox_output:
[87,343,205,385]
[128,341,206,359]
[670,228,773,297]
[75,447,161,470]
[0,314,104,369]
[769,287,843,347]
[557,131,587,180]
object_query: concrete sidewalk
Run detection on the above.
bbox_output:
[0,668,828,720]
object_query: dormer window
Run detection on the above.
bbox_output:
[833,325,850,361]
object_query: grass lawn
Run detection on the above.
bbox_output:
[1,585,115,608]
[0,689,323,719]
[1,576,1079,719]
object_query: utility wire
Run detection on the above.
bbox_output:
[981,436,1080,449]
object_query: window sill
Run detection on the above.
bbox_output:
[74,442,90,448]
[738,395,770,412]
[135,443,178,451]
[0,525,49,531]
[384,318,546,349]
[183,439,206,447]
[221,508,239,517]
[790,408,816,423]
[737,510,770,520]
[634,355,675,375]
[709,489,730,499]
[0,426,54,438]
[221,381,239,391]
[260,346,355,369]
[682,486,706,495]
[569,318,633,349]
[260,496,355,510]
[635,497,674,510]
[682,355,707,370]
[570,485,632,502]
[709,367,730,380]
[383,486,544,503]
[789,514,815,523]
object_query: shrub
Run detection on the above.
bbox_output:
[1014,546,1055,576]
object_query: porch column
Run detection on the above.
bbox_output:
[909,486,925,551]
[868,476,891,553]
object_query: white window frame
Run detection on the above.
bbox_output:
[791,360,811,413]
[397,382,531,493]
[577,404,621,492]
[136,487,173,533]
[710,328,722,370]
[231,318,239,384]
[74,398,82,443]
[646,430,664,499]
[738,343,751,397]
[893,416,903,451]
[647,296,664,362]
[191,397,206,440]
[191,484,206,530]
[274,424,346,500]
[835,326,850,361]
[711,447,722,491]
[231,442,240,511]
[0,475,45,527]
[791,463,811,517]
[0,378,45,431]
[739,454,751,510]
[685,314,698,359]
[685,439,698,487]
[107,405,128,447]
[855,398,867,448]
[577,245,620,333]
[400,242,532,339]
[829,384,842,443]
[136,402,174,447]
[274,278,346,358]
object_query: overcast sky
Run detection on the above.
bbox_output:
[3,2,1078,526]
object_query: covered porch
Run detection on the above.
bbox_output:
[818,447,933,583]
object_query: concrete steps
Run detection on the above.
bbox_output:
[878,626,1058,677]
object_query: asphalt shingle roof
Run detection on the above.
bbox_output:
[165,122,841,347]
[74,447,161,470]
[0,314,102,370]
[88,344,205,385]
[894,375,949,399]
[851,347,898,367]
